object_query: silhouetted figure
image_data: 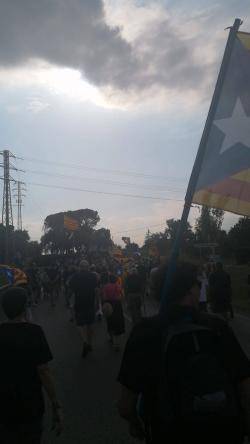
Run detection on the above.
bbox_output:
[118,262,249,444]
[124,268,143,325]
[0,287,63,444]
[69,260,98,358]
[102,274,125,350]
[209,262,233,320]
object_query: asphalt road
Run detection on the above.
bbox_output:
[32,298,137,444]
[1,295,249,444]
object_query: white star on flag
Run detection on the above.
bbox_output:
[214,98,250,154]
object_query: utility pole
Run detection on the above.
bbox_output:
[13,181,26,231]
[1,150,13,227]
[0,150,14,263]
[0,150,23,263]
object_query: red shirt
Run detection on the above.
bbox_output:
[102,283,121,301]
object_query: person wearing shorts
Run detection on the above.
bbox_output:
[69,260,98,358]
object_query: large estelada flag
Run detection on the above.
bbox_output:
[64,215,80,231]
[192,30,250,216]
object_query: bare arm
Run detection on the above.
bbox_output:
[38,364,63,434]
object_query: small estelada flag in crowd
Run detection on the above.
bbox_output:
[63,215,80,231]
[192,30,250,216]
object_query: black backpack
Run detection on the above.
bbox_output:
[151,321,243,438]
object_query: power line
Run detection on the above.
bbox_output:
[23,168,185,193]
[113,223,166,235]
[17,155,187,183]
[26,181,185,202]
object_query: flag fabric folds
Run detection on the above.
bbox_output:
[63,215,80,231]
[192,31,250,216]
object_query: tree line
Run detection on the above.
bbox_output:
[143,207,250,264]
[1,206,250,265]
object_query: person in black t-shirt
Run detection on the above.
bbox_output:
[118,262,250,444]
[69,260,98,357]
[0,287,63,444]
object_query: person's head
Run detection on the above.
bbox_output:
[152,262,200,309]
[1,287,27,320]
[110,274,117,284]
[79,260,89,271]
[90,264,96,272]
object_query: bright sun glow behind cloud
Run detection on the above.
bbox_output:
[35,66,112,108]
[0,62,201,114]
[0,62,124,110]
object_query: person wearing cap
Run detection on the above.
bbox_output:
[0,287,63,444]
[69,260,98,357]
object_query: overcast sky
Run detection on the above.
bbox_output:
[0,0,249,245]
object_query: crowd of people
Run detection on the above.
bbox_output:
[149,261,234,320]
[0,255,250,444]
[20,257,148,354]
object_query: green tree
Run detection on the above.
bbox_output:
[0,224,39,264]
[143,231,169,257]
[90,228,113,252]
[227,217,250,262]
[165,219,195,246]
[211,208,224,230]
[42,209,101,254]
[195,206,224,243]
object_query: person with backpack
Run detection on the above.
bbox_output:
[117,262,250,444]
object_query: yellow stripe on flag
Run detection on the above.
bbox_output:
[193,189,250,217]
[237,32,250,50]
[232,169,250,183]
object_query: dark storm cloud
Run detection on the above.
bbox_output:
[0,0,210,93]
